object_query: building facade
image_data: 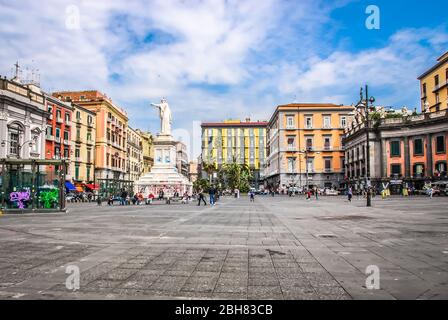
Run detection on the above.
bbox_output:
[418,51,448,113]
[53,91,129,187]
[265,103,353,190]
[201,119,268,187]
[175,140,189,177]
[136,129,154,174]
[344,109,448,194]
[45,95,73,162]
[188,160,199,183]
[0,77,48,160]
[69,103,96,183]
[127,126,143,182]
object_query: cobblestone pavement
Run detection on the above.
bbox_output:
[0,195,447,300]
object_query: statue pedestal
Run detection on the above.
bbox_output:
[135,133,192,198]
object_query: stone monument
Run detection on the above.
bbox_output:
[135,98,192,198]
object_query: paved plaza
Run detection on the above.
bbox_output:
[0,195,448,300]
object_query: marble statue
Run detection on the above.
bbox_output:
[151,98,172,135]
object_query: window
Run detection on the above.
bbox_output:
[413,163,425,176]
[435,161,447,176]
[87,132,92,142]
[54,146,60,158]
[87,115,92,124]
[422,83,426,96]
[75,166,79,180]
[413,138,424,155]
[323,115,331,128]
[65,113,70,122]
[55,128,61,138]
[390,141,400,157]
[76,128,80,139]
[87,150,91,163]
[306,137,313,150]
[340,116,347,128]
[75,148,80,158]
[56,109,61,119]
[286,116,294,128]
[63,131,69,140]
[390,164,401,176]
[324,137,331,150]
[48,106,53,114]
[63,148,69,158]
[287,136,295,150]
[436,135,445,153]
[76,111,81,120]
[86,167,91,180]
[106,153,110,166]
[435,74,439,87]
[305,116,313,129]
[46,126,53,136]
[436,93,440,104]
[324,158,332,171]
[8,123,22,156]
[287,157,296,173]
[306,158,314,172]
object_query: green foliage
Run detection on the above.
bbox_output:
[221,156,252,192]
[193,179,209,193]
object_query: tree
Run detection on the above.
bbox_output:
[222,156,252,193]
[193,179,209,193]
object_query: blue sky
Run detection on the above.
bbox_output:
[0,0,447,158]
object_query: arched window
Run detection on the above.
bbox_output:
[7,122,24,157]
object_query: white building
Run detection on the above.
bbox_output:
[0,76,48,159]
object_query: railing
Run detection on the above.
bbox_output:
[56,117,63,124]
[54,137,61,143]
[433,79,448,92]
[46,134,54,141]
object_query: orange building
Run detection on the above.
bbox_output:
[266,103,353,189]
[52,91,130,194]
[418,51,448,112]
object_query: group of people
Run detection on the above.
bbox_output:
[196,185,219,206]
[106,189,146,206]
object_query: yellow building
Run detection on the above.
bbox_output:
[70,103,96,183]
[201,119,268,186]
[136,129,154,174]
[265,103,353,189]
[418,51,448,112]
[126,126,143,182]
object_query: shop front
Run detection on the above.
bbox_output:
[0,159,67,213]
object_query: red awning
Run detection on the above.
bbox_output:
[85,184,99,190]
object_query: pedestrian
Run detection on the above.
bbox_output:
[234,188,238,198]
[429,187,434,198]
[107,195,113,206]
[249,190,255,202]
[120,189,127,205]
[197,188,207,206]
[306,189,311,201]
[347,187,353,202]
[314,186,318,200]
[209,185,216,206]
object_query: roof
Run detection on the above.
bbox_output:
[417,52,448,80]
[268,103,354,124]
[201,121,268,128]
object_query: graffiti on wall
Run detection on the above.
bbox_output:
[9,191,30,209]
[39,189,59,209]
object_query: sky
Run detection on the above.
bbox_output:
[0,0,447,159]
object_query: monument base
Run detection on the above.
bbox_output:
[135,133,192,198]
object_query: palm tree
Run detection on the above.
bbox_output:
[222,156,252,192]
[202,161,217,185]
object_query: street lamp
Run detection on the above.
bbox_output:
[355,85,375,207]
[1,132,41,159]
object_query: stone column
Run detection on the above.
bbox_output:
[381,138,388,178]
[0,108,8,158]
[426,133,433,177]
[404,136,410,178]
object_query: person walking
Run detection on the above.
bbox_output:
[209,185,216,206]
[120,189,127,206]
[314,186,319,200]
[197,188,207,206]
[249,190,255,202]
[347,187,353,202]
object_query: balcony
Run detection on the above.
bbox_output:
[285,125,295,130]
[54,137,61,143]
[63,140,71,146]
[433,79,448,92]
[323,145,332,151]
[324,168,333,173]
[107,117,112,123]
[56,117,63,124]
[74,157,82,162]
[87,139,95,146]
[46,134,54,141]
[75,117,82,124]
[48,114,53,120]
[87,122,94,128]
[65,120,72,126]
[75,136,83,143]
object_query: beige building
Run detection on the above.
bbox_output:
[70,103,96,183]
[175,140,189,177]
[418,51,448,112]
[136,129,154,174]
[188,160,199,183]
[127,126,143,182]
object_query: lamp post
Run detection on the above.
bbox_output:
[1,134,41,159]
[355,85,375,207]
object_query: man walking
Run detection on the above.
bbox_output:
[197,188,207,206]
[209,185,216,206]
[347,187,353,202]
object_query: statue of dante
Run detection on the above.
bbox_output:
[151,98,172,135]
